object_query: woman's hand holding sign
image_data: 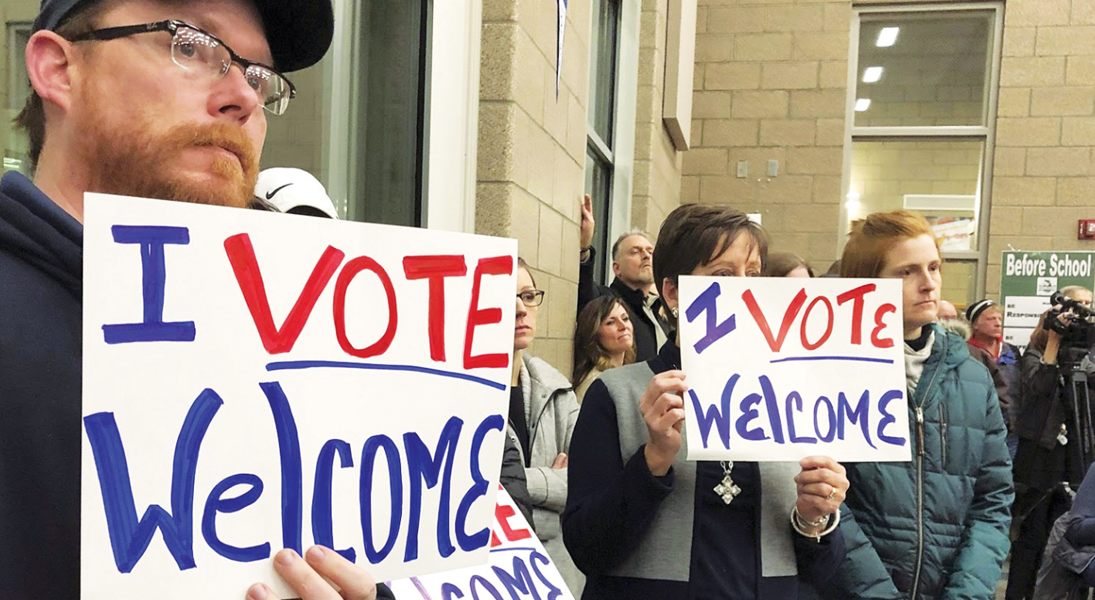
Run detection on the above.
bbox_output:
[641,370,689,476]
[247,546,379,600]
[792,456,849,539]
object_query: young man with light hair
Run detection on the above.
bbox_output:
[0,0,386,598]
[819,210,1013,600]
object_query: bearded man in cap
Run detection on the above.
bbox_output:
[0,1,386,598]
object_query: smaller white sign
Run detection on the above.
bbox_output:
[388,487,575,600]
[1004,296,1051,329]
[679,277,910,462]
[1004,327,1036,349]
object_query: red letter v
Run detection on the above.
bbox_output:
[742,288,807,352]
[224,234,345,354]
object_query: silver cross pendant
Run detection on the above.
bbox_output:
[714,474,741,505]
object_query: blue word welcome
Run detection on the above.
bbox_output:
[83,381,503,573]
[688,373,906,451]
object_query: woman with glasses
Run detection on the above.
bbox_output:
[562,204,848,600]
[572,296,635,403]
[511,258,583,595]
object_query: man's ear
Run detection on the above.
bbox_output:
[25,30,79,113]
[612,261,621,277]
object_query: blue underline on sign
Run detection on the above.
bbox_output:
[770,356,895,365]
[489,546,538,554]
[265,360,507,391]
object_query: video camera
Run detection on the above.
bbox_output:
[1043,291,1095,351]
[1044,291,1095,486]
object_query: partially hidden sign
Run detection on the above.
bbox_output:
[679,277,910,462]
[1001,251,1095,351]
[388,487,575,600]
[81,195,515,599]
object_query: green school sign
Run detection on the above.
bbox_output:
[1000,251,1095,349]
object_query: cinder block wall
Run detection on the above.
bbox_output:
[684,0,850,275]
[986,0,1095,298]
[633,0,686,235]
[476,0,592,375]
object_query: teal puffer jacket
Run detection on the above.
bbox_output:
[822,324,1014,600]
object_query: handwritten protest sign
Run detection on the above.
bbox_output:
[679,277,909,462]
[81,195,515,599]
[388,487,574,600]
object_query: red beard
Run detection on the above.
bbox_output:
[75,94,259,209]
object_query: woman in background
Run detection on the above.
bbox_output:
[767,252,814,278]
[510,258,583,595]
[572,296,636,403]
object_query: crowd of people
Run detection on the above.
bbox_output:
[505,197,1017,599]
[1,0,1094,599]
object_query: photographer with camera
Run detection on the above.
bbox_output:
[1007,287,1095,600]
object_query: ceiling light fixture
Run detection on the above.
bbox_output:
[862,66,884,83]
[876,27,899,47]
[855,98,872,112]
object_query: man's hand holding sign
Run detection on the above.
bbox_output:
[82,196,515,599]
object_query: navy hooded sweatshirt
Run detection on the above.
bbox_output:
[0,171,83,600]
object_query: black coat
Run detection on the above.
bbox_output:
[1013,348,1095,489]
[0,172,82,600]
[577,248,669,362]
[500,435,535,527]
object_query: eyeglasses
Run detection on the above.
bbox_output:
[68,20,296,115]
[517,290,545,307]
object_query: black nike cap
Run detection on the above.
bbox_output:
[32,0,334,73]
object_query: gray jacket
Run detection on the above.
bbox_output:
[509,354,583,593]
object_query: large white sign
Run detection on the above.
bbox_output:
[388,487,575,600]
[679,277,910,462]
[82,195,515,599]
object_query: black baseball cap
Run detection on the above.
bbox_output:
[32,0,334,73]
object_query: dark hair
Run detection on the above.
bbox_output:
[767,252,814,278]
[16,1,106,172]
[572,296,635,388]
[652,204,768,299]
[824,259,842,277]
[1028,310,1051,354]
[287,205,332,218]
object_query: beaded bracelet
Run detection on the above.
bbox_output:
[790,506,841,543]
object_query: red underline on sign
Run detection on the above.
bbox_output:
[265,360,507,391]
[769,356,895,365]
